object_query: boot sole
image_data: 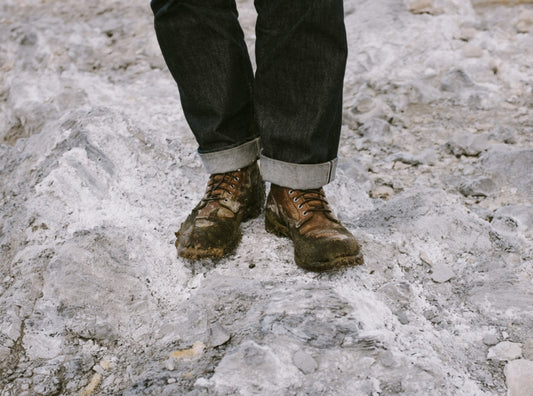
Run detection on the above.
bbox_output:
[265,209,364,271]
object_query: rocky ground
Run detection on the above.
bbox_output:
[0,0,532,395]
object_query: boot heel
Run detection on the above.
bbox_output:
[265,210,289,238]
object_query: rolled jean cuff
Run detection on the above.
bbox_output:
[199,137,261,174]
[260,154,337,189]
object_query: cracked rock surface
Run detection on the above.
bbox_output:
[1,0,532,394]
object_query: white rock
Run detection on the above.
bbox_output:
[482,334,499,346]
[514,9,533,33]
[505,359,533,396]
[293,350,318,374]
[463,44,483,58]
[487,341,522,361]
[431,264,455,283]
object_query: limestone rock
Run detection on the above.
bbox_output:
[514,9,533,33]
[293,350,318,374]
[459,177,496,197]
[482,334,499,346]
[431,264,455,283]
[441,69,475,93]
[505,359,533,396]
[488,341,522,361]
[447,132,489,157]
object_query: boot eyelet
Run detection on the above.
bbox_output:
[293,197,298,202]
[289,190,294,195]
[303,211,308,216]
[297,204,303,209]
[234,176,239,181]
[230,184,235,188]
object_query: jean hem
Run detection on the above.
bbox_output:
[199,137,261,174]
[260,154,337,189]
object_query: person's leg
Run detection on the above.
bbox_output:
[254,0,363,271]
[254,0,347,188]
[152,0,260,173]
[151,0,264,259]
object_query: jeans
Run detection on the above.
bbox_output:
[151,0,348,189]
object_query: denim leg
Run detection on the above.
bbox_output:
[254,0,348,188]
[151,0,260,173]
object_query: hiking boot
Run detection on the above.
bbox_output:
[175,161,265,259]
[265,184,363,271]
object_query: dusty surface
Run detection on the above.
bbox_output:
[0,0,532,394]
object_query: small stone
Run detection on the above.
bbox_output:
[441,69,474,93]
[514,9,533,33]
[99,359,111,371]
[505,359,533,396]
[167,378,177,384]
[165,358,176,371]
[459,27,477,41]
[419,252,434,266]
[380,350,396,368]
[169,341,205,361]
[459,177,496,197]
[488,341,522,361]
[447,132,489,157]
[489,125,516,144]
[355,96,374,113]
[208,324,231,348]
[293,350,318,374]
[396,311,410,325]
[482,334,499,346]
[431,264,455,283]
[370,185,394,200]
[463,44,483,58]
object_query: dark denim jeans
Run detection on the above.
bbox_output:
[151,0,347,188]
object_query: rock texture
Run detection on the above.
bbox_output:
[1,0,532,394]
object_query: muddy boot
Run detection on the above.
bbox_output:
[265,184,363,271]
[176,162,265,259]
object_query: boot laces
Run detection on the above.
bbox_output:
[289,188,331,217]
[203,171,240,203]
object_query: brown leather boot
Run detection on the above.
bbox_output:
[265,184,363,271]
[176,162,265,259]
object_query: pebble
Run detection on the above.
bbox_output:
[505,359,533,396]
[441,69,474,93]
[487,341,522,361]
[447,132,489,157]
[463,44,483,58]
[459,177,496,197]
[514,9,533,33]
[482,334,499,347]
[370,185,394,200]
[431,264,455,283]
[293,350,318,374]
[208,324,231,348]
[165,358,176,371]
[458,27,477,41]
[169,341,205,361]
[396,311,410,325]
